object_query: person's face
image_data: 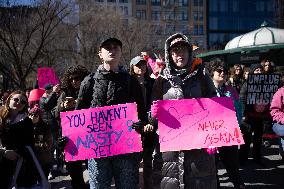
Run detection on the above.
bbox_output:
[254,68,263,74]
[213,68,227,83]
[244,71,249,80]
[264,61,271,72]
[99,42,122,65]
[133,61,147,76]
[9,94,27,111]
[235,67,241,75]
[70,75,82,89]
[170,44,190,68]
[29,113,40,124]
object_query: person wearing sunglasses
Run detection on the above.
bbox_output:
[52,65,90,189]
[0,90,37,189]
[207,59,246,189]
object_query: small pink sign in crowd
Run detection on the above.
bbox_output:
[37,67,59,89]
[156,97,244,152]
[60,103,142,161]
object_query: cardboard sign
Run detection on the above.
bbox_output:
[37,68,59,89]
[60,103,142,161]
[246,74,280,105]
[157,97,244,152]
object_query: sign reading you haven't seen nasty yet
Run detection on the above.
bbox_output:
[246,74,280,105]
[60,103,142,161]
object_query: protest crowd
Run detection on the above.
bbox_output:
[0,33,284,189]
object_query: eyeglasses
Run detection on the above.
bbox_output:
[12,97,27,105]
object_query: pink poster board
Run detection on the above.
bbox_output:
[157,97,244,152]
[37,68,59,89]
[60,103,142,161]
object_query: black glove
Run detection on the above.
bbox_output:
[132,121,144,134]
[240,121,251,135]
[58,136,69,150]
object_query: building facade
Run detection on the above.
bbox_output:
[207,0,276,50]
[132,0,207,49]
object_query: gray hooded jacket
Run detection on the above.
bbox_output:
[152,33,217,189]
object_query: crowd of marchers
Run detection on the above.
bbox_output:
[1,33,284,189]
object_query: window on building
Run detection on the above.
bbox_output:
[176,11,188,21]
[164,11,174,20]
[194,0,203,7]
[209,17,218,30]
[152,10,160,20]
[180,25,189,34]
[136,0,146,5]
[231,0,239,12]
[194,24,198,35]
[266,0,274,12]
[209,0,218,12]
[199,25,204,35]
[256,1,265,11]
[164,0,175,6]
[107,0,116,2]
[220,0,228,12]
[136,10,146,19]
[95,0,104,2]
[178,0,188,6]
[119,0,128,3]
[152,0,161,6]
[165,24,175,34]
[124,7,128,15]
[194,12,198,21]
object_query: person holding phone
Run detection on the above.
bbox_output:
[53,65,89,189]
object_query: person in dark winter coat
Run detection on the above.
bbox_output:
[239,64,270,165]
[29,105,53,178]
[53,65,89,189]
[0,91,37,189]
[151,33,217,189]
[76,37,148,189]
[129,56,161,189]
[207,59,246,189]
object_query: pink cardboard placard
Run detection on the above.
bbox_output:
[60,103,142,161]
[157,97,244,152]
[37,67,59,89]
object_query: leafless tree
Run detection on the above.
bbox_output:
[0,0,71,90]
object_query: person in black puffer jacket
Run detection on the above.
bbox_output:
[76,37,148,189]
[151,33,217,189]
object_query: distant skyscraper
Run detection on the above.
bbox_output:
[207,0,276,49]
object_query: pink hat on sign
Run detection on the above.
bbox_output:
[28,88,45,102]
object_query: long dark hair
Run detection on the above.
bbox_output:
[60,65,89,95]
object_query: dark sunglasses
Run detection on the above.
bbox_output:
[215,68,228,74]
[12,97,27,105]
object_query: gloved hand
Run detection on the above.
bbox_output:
[151,101,159,118]
[132,121,144,134]
[205,146,218,155]
[58,136,69,150]
[240,121,251,135]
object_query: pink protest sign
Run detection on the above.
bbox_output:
[60,103,142,161]
[157,97,244,152]
[37,68,59,88]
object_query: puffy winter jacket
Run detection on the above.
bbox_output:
[152,33,217,189]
